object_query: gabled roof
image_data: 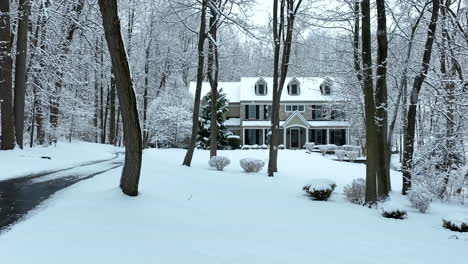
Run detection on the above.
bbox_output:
[282,111,310,128]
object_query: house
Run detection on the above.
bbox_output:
[189,77,350,149]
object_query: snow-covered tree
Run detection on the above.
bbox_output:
[147,88,193,148]
[197,88,229,150]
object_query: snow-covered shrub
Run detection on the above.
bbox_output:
[241,145,251,150]
[261,144,268,149]
[381,206,407,220]
[327,144,337,152]
[240,158,265,173]
[442,216,468,232]
[343,145,360,152]
[303,179,337,201]
[412,135,466,201]
[345,151,359,162]
[305,142,315,152]
[208,156,231,171]
[408,185,431,213]
[343,178,366,205]
[335,150,346,161]
[278,144,285,150]
[227,135,240,150]
[251,144,259,150]
[317,145,329,155]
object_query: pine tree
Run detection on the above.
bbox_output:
[197,88,228,150]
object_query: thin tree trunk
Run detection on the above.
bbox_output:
[98,0,143,196]
[402,0,440,194]
[108,69,116,145]
[183,0,207,167]
[0,1,15,150]
[207,6,219,158]
[13,0,30,149]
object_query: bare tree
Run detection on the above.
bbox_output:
[268,0,303,177]
[402,0,440,194]
[183,0,208,166]
[98,0,143,196]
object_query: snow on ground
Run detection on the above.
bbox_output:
[0,147,467,263]
[0,142,119,181]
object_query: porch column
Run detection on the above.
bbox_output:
[283,128,287,148]
[262,129,265,145]
[326,128,330,144]
[242,128,245,146]
[346,128,350,145]
[306,128,309,143]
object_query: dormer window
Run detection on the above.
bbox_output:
[255,78,267,96]
[287,78,300,95]
[320,78,333,95]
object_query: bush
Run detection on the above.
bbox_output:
[442,217,468,233]
[303,179,337,201]
[260,144,268,149]
[408,185,431,213]
[240,158,265,173]
[317,145,329,155]
[227,136,240,150]
[345,151,359,162]
[305,142,315,152]
[343,178,366,205]
[241,145,251,150]
[335,150,346,161]
[208,156,231,171]
[278,144,285,149]
[381,208,407,219]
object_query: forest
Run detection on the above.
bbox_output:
[0,0,467,262]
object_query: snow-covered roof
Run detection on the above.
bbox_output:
[189,77,343,104]
[307,121,349,128]
[239,77,342,102]
[189,82,241,103]
[224,118,241,126]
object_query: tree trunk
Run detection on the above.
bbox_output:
[402,0,440,194]
[361,0,378,203]
[183,0,207,166]
[13,0,30,149]
[375,0,390,199]
[98,0,143,196]
[0,0,15,150]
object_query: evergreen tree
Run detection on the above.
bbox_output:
[197,88,228,149]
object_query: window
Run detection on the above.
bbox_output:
[245,129,260,145]
[330,129,346,146]
[255,78,267,96]
[312,105,328,120]
[320,78,333,95]
[245,105,259,120]
[331,109,345,120]
[285,105,305,112]
[287,78,300,95]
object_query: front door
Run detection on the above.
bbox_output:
[290,129,299,148]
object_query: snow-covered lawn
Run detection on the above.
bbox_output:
[0,147,467,263]
[0,142,119,181]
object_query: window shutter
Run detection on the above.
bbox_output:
[256,105,259,119]
[312,105,316,119]
[256,129,260,145]
[245,105,249,119]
